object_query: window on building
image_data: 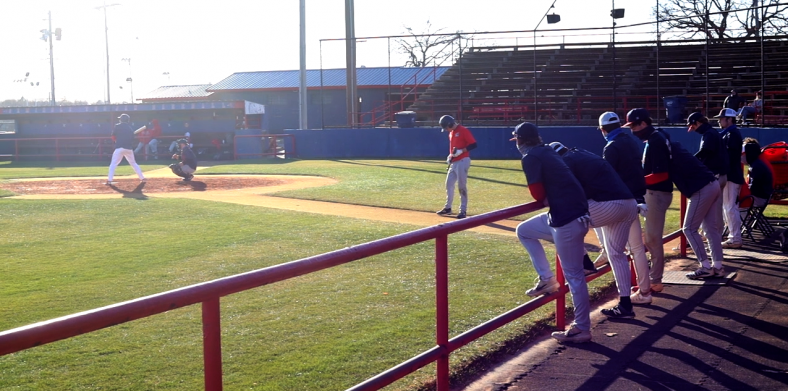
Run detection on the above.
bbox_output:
[0,120,17,134]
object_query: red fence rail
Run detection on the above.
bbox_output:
[0,135,187,162]
[0,199,686,390]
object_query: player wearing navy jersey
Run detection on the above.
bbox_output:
[625,109,724,281]
[512,122,592,343]
[714,108,746,248]
[550,142,638,318]
[596,112,652,305]
[106,113,146,185]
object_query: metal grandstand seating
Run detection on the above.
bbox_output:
[406,36,788,126]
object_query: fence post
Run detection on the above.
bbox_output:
[435,235,449,391]
[680,195,687,258]
[202,298,223,391]
[555,255,566,330]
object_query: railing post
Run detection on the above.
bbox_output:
[202,298,223,391]
[435,234,449,391]
[680,195,687,258]
[55,139,60,162]
[15,140,19,162]
[555,255,566,330]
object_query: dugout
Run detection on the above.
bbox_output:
[0,100,267,161]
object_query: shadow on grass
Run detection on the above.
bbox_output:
[107,182,149,200]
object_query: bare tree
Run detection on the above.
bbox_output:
[655,0,788,42]
[396,21,472,67]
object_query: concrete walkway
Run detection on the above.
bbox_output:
[458,239,788,391]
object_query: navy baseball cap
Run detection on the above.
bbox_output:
[686,111,705,125]
[623,108,650,127]
[510,122,539,141]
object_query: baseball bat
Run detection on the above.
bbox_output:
[133,125,147,135]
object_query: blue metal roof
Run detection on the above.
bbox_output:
[0,101,243,115]
[207,66,449,91]
[141,85,213,100]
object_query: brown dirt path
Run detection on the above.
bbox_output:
[1,167,526,237]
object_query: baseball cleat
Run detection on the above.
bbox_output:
[436,208,452,216]
[456,211,466,219]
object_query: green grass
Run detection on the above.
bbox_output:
[0,197,614,390]
[1,159,785,390]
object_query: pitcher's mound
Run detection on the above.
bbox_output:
[1,176,288,195]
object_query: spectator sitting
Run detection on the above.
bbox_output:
[738,91,763,124]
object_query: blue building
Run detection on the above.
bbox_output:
[142,66,448,131]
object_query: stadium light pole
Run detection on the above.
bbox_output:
[611,3,625,111]
[298,0,308,130]
[96,1,120,104]
[533,0,560,126]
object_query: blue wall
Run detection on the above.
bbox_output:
[286,126,788,159]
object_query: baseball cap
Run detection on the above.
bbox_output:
[184,132,191,137]
[713,108,738,118]
[623,108,650,127]
[598,112,621,127]
[510,122,539,141]
[686,112,705,125]
[549,141,568,155]
[177,138,189,145]
[117,113,130,122]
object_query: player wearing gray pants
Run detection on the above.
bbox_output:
[436,115,477,219]
[644,189,673,286]
[513,122,592,343]
[444,157,471,216]
[683,181,724,276]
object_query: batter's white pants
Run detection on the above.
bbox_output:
[722,181,743,244]
[589,199,638,296]
[444,157,470,213]
[516,213,591,331]
[683,181,724,269]
[644,190,673,284]
[107,148,146,182]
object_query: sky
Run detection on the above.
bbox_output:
[0,0,659,104]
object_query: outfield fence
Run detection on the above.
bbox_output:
[0,197,688,390]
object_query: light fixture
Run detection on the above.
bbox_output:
[611,9,625,18]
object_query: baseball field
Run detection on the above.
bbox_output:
[3,158,777,390]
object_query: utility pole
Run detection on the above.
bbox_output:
[48,11,56,105]
[96,1,120,104]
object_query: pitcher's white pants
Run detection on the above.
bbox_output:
[108,147,146,182]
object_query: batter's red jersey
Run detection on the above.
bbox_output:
[448,124,476,161]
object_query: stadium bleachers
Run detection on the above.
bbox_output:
[408,36,788,126]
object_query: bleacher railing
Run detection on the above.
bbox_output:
[0,196,688,390]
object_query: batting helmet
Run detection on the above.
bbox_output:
[439,115,456,130]
[118,113,130,123]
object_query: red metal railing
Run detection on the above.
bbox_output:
[0,197,687,390]
[231,134,296,160]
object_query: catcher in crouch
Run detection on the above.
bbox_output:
[170,138,197,181]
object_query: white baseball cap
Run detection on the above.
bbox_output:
[184,132,191,137]
[713,108,738,118]
[598,112,621,127]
